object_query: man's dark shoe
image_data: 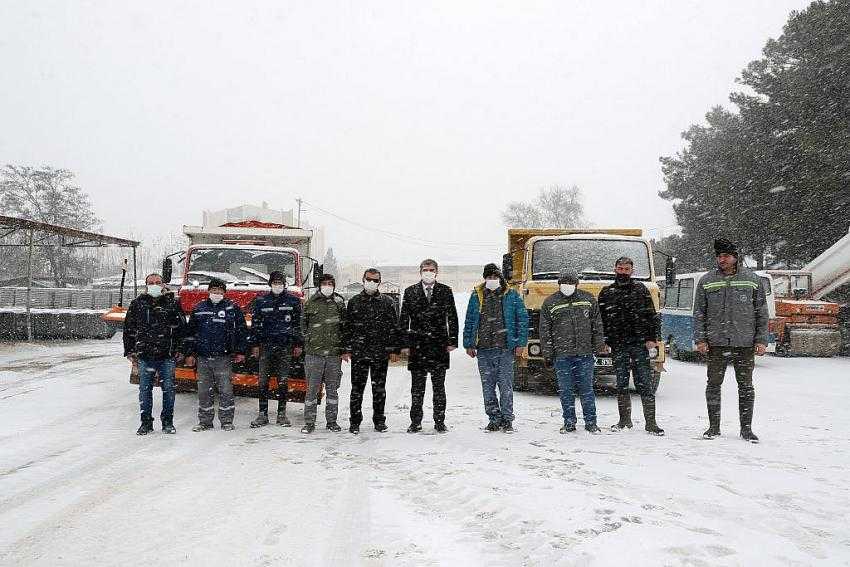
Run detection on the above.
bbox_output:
[349,425,360,435]
[485,421,501,432]
[374,423,388,433]
[326,422,342,432]
[560,423,576,434]
[740,427,759,443]
[407,423,422,433]
[276,412,291,427]
[703,426,721,439]
[136,422,154,435]
[192,423,213,432]
[502,423,515,434]
[162,423,176,434]
[301,423,315,434]
[434,422,448,433]
[250,412,269,428]
[585,424,602,434]
[645,423,665,436]
[221,423,235,431]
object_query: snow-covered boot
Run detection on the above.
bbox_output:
[611,391,633,431]
[704,392,721,439]
[250,411,269,428]
[162,419,176,434]
[740,426,759,443]
[136,419,154,435]
[641,396,664,436]
[276,410,291,427]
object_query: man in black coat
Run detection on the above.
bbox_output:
[345,268,401,434]
[399,259,459,433]
[598,256,664,435]
[123,273,187,435]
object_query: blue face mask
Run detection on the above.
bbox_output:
[147,284,163,298]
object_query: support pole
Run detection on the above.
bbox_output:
[296,197,302,228]
[132,246,138,297]
[26,229,34,341]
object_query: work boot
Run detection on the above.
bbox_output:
[485,421,501,433]
[221,423,235,431]
[326,422,342,432]
[374,423,388,433]
[349,424,360,435]
[250,412,269,428]
[276,411,291,427]
[560,423,576,434]
[162,419,176,435]
[434,422,448,433]
[585,424,602,434]
[641,396,665,436]
[704,393,721,439]
[301,423,315,434]
[740,427,760,443]
[502,422,515,434]
[611,391,633,431]
[407,423,422,433]
[192,423,213,432]
[136,421,154,435]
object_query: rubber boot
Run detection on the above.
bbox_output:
[739,391,758,443]
[611,391,633,431]
[641,396,664,436]
[703,395,721,439]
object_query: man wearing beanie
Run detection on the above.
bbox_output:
[463,263,528,433]
[300,273,349,434]
[694,238,769,443]
[183,277,248,431]
[249,271,303,428]
[540,269,607,434]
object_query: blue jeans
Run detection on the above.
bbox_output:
[612,341,654,399]
[477,348,515,424]
[554,355,596,426]
[138,358,176,424]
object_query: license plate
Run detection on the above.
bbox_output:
[595,357,613,367]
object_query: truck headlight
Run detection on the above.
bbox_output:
[528,344,542,356]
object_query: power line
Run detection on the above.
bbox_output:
[300,199,504,250]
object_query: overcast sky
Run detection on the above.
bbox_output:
[0,1,811,265]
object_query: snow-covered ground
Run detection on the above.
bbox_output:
[2,321,850,565]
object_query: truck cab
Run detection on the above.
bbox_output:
[502,228,666,393]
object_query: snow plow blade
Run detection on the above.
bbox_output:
[787,327,843,357]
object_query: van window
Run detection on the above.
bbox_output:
[664,281,680,308]
[677,278,694,310]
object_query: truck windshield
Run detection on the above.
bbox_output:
[532,239,652,280]
[186,248,296,285]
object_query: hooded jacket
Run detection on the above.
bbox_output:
[539,288,605,358]
[598,277,660,347]
[123,292,187,360]
[463,283,528,350]
[694,266,769,348]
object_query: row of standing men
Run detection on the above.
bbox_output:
[124,238,767,442]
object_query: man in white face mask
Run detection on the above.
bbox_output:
[123,273,187,435]
[300,273,349,433]
[539,269,607,435]
[249,271,303,428]
[463,263,528,433]
[399,259,459,433]
[183,278,248,432]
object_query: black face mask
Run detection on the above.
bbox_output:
[615,273,631,283]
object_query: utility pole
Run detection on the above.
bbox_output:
[296,197,302,228]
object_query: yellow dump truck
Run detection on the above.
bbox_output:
[502,228,672,393]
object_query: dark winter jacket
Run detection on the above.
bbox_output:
[694,266,769,348]
[250,291,303,347]
[463,283,529,351]
[123,292,187,360]
[399,281,459,371]
[183,298,249,357]
[598,278,660,347]
[301,291,348,356]
[345,290,400,360]
[539,289,605,359]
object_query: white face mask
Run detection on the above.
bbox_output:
[484,279,501,291]
[147,284,163,298]
[209,293,224,304]
[271,285,285,295]
[363,280,379,293]
[421,271,437,284]
[560,284,576,296]
[320,285,334,297]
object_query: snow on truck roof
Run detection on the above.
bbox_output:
[186,243,300,253]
